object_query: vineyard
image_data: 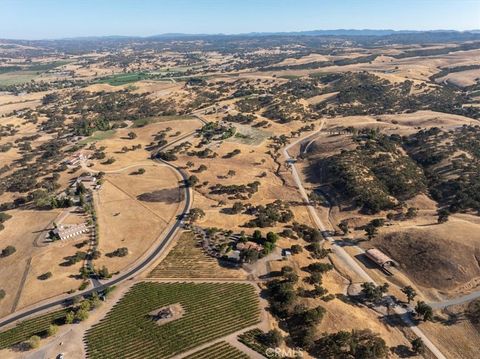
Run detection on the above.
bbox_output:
[149,232,246,279]
[84,282,260,358]
[238,328,276,358]
[183,341,249,359]
[0,309,66,349]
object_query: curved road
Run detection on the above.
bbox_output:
[300,128,480,311]
[0,122,205,330]
[284,124,447,359]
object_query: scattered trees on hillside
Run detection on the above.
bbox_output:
[361,282,389,303]
[401,286,417,304]
[415,301,433,321]
[187,208,205,223]
[411,337,425,355]
[185,175,199,187]
[437,208,450,224]
[466,299,480,325]
[312,329,389,358]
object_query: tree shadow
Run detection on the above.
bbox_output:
[137,188,183,204]
[392,344,415,358]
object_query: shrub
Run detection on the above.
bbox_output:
[106,247,129,258]
[38,272,53,280]
[75,309,89,322]
[1,245,16,257]
[47,324,59,337]
[290,244,303,254]
[26,335,41,349]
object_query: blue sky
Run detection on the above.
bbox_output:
[1,0,479,39]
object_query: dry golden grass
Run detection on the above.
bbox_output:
[438,68,480,87]
[93,166,180,273]
[0,209,87,317]
[418,304,480,359]
[88,118,201,173]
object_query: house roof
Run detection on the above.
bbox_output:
[236,241,263,251]
[53,224,88,238]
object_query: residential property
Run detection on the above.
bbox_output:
[52,224,89,240]
[65,152,91,167]
[65,152,87,167]
[236,241,264,252]
[72,174,98,190]
[227,249,241,262]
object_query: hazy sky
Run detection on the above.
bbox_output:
[1,0,479,39]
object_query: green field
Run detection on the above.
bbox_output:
[184,341,249,359]
[278,74,301,80]
[78,129,117,144]
[0,310,66,349]
[133,115,196,127]
[96,72,150,86]
[0,61,71,86]
[227,123,271,146]
[84,282,260,358]
[0,71,39,86]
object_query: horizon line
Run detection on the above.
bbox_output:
[2,28,479,42]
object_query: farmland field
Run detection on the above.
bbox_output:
[183,341,249,359]
[148,232,246,279]
[0,71,39,86]
[0,310,66,349]
[96,72,150,86]
[78,129,117,144]
[132,115,196,127]
[84,282,260,358]
[227,123,271,146]
[238,328,280,358]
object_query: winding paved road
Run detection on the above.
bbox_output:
[299,128,480,311]
[0,131,199,331]
[283,124,447,359]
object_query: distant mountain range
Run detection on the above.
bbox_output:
[2,29,479,42]
[1,29,480,43]
[148,29,480,38]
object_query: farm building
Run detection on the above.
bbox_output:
[365,248,398,269]
[72,174,98,190]
[65,152,87,167]
[52,224,89,240]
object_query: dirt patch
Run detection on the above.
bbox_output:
[149,303,185,325]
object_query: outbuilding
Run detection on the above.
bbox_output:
[52,224,89,240]
[365,248,398,270]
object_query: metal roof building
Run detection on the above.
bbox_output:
[52,224,89,240]
[365,248,398,269]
